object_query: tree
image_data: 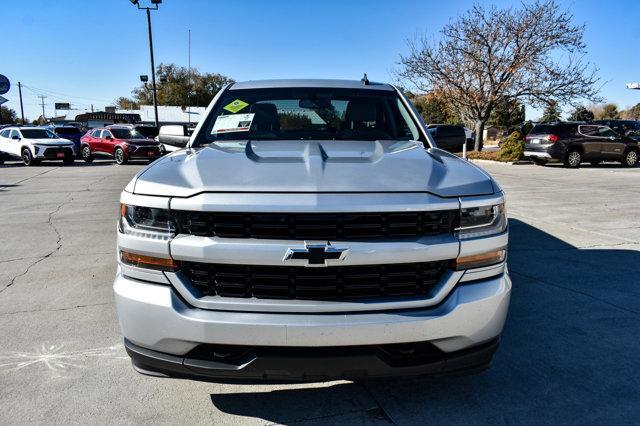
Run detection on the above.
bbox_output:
[488,98,525,129]
[114,97,139,110]
[540,101,562,122]
[0,106,18,124]
[410,90,459,124]
[130,63,234,107]
[592,103,620,120]
[621,103,640,120]
[398,0,601,150]
[568,105,594,121]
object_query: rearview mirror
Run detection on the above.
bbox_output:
[158,125,189,148]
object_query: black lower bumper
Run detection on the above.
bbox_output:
[125,337,499,383]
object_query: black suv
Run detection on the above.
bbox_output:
[524,122,639,168]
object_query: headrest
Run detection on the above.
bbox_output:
[345,100,377,122]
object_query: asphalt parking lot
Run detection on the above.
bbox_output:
[1,158,639,424]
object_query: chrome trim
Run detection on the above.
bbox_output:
[169,192,459,213]
[460,261,506,282]
[169,233,459,267]
[524,151,551,158]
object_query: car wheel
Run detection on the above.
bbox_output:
[589,160,601,166]
[532,158,548,166]
[564,149,582,168]
[622,148,639,167]
[82,146,94,163]
[114,147,127,165]
[22,148,34,167]
[63,157,74,166]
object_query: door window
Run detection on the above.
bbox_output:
[91,129,101,137]
[578,125,599,137]
[101,130,112,139]
[0,129,10,138]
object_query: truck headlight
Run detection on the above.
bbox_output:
[455,203,507,239]
[119,204,175,240]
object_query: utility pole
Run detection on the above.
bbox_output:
[18,82,25,124]
[146,8,159,128]
[38,95,47,123]
[131,0,161,128]
[188,29,191,126]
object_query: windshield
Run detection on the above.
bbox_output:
[110,128,145,139]
[21,129,57,139]
[193,88,422,146]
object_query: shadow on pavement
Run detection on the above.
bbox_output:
[209,219,640,423]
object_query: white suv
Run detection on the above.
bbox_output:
[0,126,76,166]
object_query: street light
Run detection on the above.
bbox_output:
[131,0,162,127]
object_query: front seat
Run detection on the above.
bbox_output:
[338,100,388,140]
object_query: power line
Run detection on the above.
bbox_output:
[21,84,113,104]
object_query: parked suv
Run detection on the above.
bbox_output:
[80,126,162,164]
[42,124,84,154]
[524,122,639,167]
[115,79,511,381]
[0,126,76,166]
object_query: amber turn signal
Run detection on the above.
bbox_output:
[450,250,505,270]
[120,251,180,271]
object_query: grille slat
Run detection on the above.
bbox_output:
[173,210,457,240]
[183,261,448,301]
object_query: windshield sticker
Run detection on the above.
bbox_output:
[211,113,255,134]
[223,99,249,113]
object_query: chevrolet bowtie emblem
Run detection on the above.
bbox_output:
[284,243,348,266]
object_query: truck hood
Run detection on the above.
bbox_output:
[132,140,495,198]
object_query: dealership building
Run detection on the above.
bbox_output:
[51,105,205,128]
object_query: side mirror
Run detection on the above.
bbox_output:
[105,135,113,140]
[158,125,189,148]
[12,135,20,140]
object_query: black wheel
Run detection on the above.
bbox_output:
[622,148,639,167]
[532,158,548,166]
[22,148,34,166]
[81,146,94,163]
[63,157,74,166]
[589,160,601,166]
[114,147,127,165]
[564,149,582,168]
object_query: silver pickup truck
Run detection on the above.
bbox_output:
[114,79,511,382]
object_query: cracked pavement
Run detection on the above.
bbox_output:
[0,159,639,424]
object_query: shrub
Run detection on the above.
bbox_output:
[497,130,524,162]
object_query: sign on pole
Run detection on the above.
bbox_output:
[0,95,7,105]
[0,75,9,95]
[55,102,71,110]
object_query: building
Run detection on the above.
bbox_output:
[116,105,206,126]
[49,105,205,129]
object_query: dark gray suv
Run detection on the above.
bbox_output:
[524,122,639,168]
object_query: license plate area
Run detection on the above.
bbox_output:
[56,152,65,158]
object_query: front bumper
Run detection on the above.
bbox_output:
[114,269,511,380]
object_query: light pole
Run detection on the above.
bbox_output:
[131,0,162,128]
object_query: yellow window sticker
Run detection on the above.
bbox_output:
[223,99,249,113]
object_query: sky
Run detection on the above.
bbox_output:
[2,0,639,121]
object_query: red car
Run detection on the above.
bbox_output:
[80,126,163,165]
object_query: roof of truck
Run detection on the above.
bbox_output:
[229,79,395,91]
